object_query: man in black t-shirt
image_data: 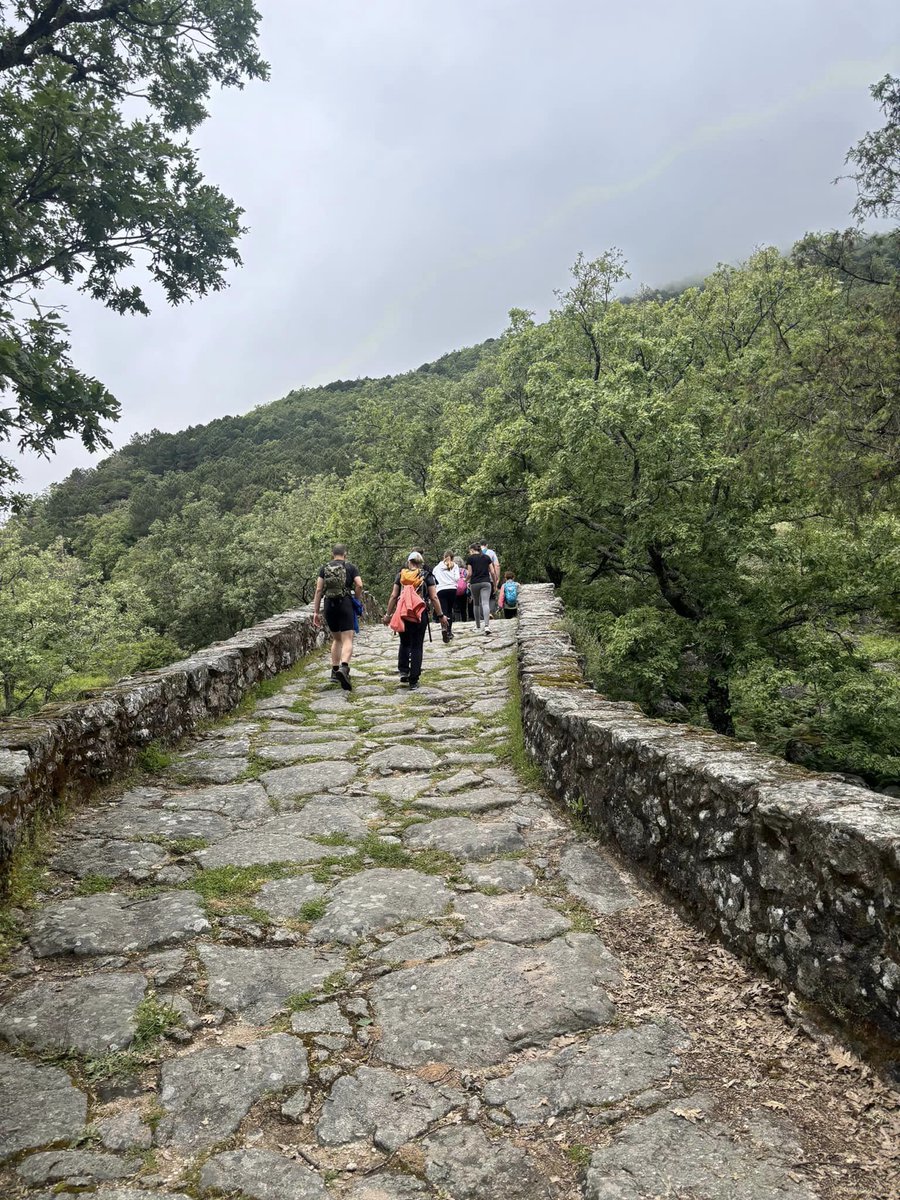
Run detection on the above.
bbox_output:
[313,544,363,690]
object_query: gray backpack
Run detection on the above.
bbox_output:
[322,561,350,600]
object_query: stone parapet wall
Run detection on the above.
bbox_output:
[0,607,329,884]
[516,584,900,1043]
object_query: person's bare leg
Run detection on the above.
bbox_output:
[331,634,342,668]
[338,630,355,665]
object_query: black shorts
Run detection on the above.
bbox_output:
[503,606,518,619]
[324,596,354,633]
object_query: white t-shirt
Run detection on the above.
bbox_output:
[482,546,498,566]
[433,561,460,590]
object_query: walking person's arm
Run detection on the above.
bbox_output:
[353,573,363,600]
[312,577,325,628]
[382,585,400,625]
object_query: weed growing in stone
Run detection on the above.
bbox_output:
[188,862,297,903]
[285,991,316,1012]
[137,742,173,773]
[162,836,209,856]
[566,1144,593,1168]
[83,994,182,1082]
[75,873,117,895]
[298,897,328,922]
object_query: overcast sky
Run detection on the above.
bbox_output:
[14,0,900,494]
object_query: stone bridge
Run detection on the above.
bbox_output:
[0,589,897,1199]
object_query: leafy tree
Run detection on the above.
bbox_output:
[843,74,900,220]
[0,0,267,497]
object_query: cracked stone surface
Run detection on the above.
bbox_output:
[194,824,357,869]
[275,795,369,839]
[51,838,164,881]
[483,1020,689,1121]
[162,781,273,822]
[290,1001,352,1035]
[83,804,233,843]
[452,891,570,942]
[257,740,356,763]
[403,815,526,860]
[17,1148,134,1184]
[95,1110,152,1151]
[309,869,452,944]
[372,934,619,1067]
[317,1065,464,1151]
[256,874,328,919]
[0,1052,86,1161]
[199,945,345,1023]
[345,1177,432,1200]
[157,1034,309,1149]
[373,773,433,801]
[368,744,440,772]
[461,860,536,891]
[371,929,450,963]
[261,760,357,801]
[414,786,520,813]
[29,892,210,957]
[559,842,638,914]
[0,971,147,1054]
[584,1097,816,1199]
[424,1125,555,1199]
[200,1149,329,1200]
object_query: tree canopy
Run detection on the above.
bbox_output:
[0,0,267,496]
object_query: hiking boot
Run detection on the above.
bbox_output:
[337,663,352,691]
[399,673,410,684]
[441,626,451,644]
[330,666,341,683]
[408,680,421,690]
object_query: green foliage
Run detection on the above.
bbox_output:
[844,74,900,220]
[0,1,267,496]
[137,743,173,774]
[75,874,116,896]
[297,897,328,922]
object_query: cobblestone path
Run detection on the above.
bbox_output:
[0,620,896,1199]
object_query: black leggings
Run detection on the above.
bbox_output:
[398,616,429,683]
[436,588,456,632]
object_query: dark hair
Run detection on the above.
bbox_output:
[442,549,455,560]
[505,570,515,579]
[332,543,347,557]
[469,542,481,552]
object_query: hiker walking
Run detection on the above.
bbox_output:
[500,570,519,618]
[480,539,500,614]
[432,549,460,641]
[312,544,363,690]
[383,551,449,689]
[466,541,497,635]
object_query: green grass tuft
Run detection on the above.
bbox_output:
[297,897,328,922]
[75,874,117,896]
[137,742,173,773]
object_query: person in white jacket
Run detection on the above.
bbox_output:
[432,549,460,641]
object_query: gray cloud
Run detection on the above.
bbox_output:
[13,0,899,493]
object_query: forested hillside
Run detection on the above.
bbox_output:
[4,227,899,791]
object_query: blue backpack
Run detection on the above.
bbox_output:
[503,580,519,606]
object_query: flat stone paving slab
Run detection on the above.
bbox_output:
[345,1177,432,1200]
[310,869,452,944]
[17,1148,134,1184]
[560,842,637,914]
[199,945,345,1023]
[483,1020,689,1122]
[157,1034,309,1149]
[414,786,520,813]
[29,891,210,957]
[372,933,619,1067]
[276,796,368,839]
[82,804,233,844]
[162,781,272,823]
[317,1065,464,1151]
[584,1096,816,1199]
[200,1148,329,1200]
[261,760,357,802]
[368,745,440,773]
[372,774,433,801]
[462,860,536,891]
[194,824,358,869]
[424,1125,555,1199]
[371,929,450,964]
[256,874,328,920]
[171,755,249,783]
[452,892,570,943]
[51,838,164,881]
[403,816,526,860]
[0,1052,86,1162]
[0,971,147,1055]
[256,740,356,763]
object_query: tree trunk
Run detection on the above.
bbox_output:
[703,670,735,737]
